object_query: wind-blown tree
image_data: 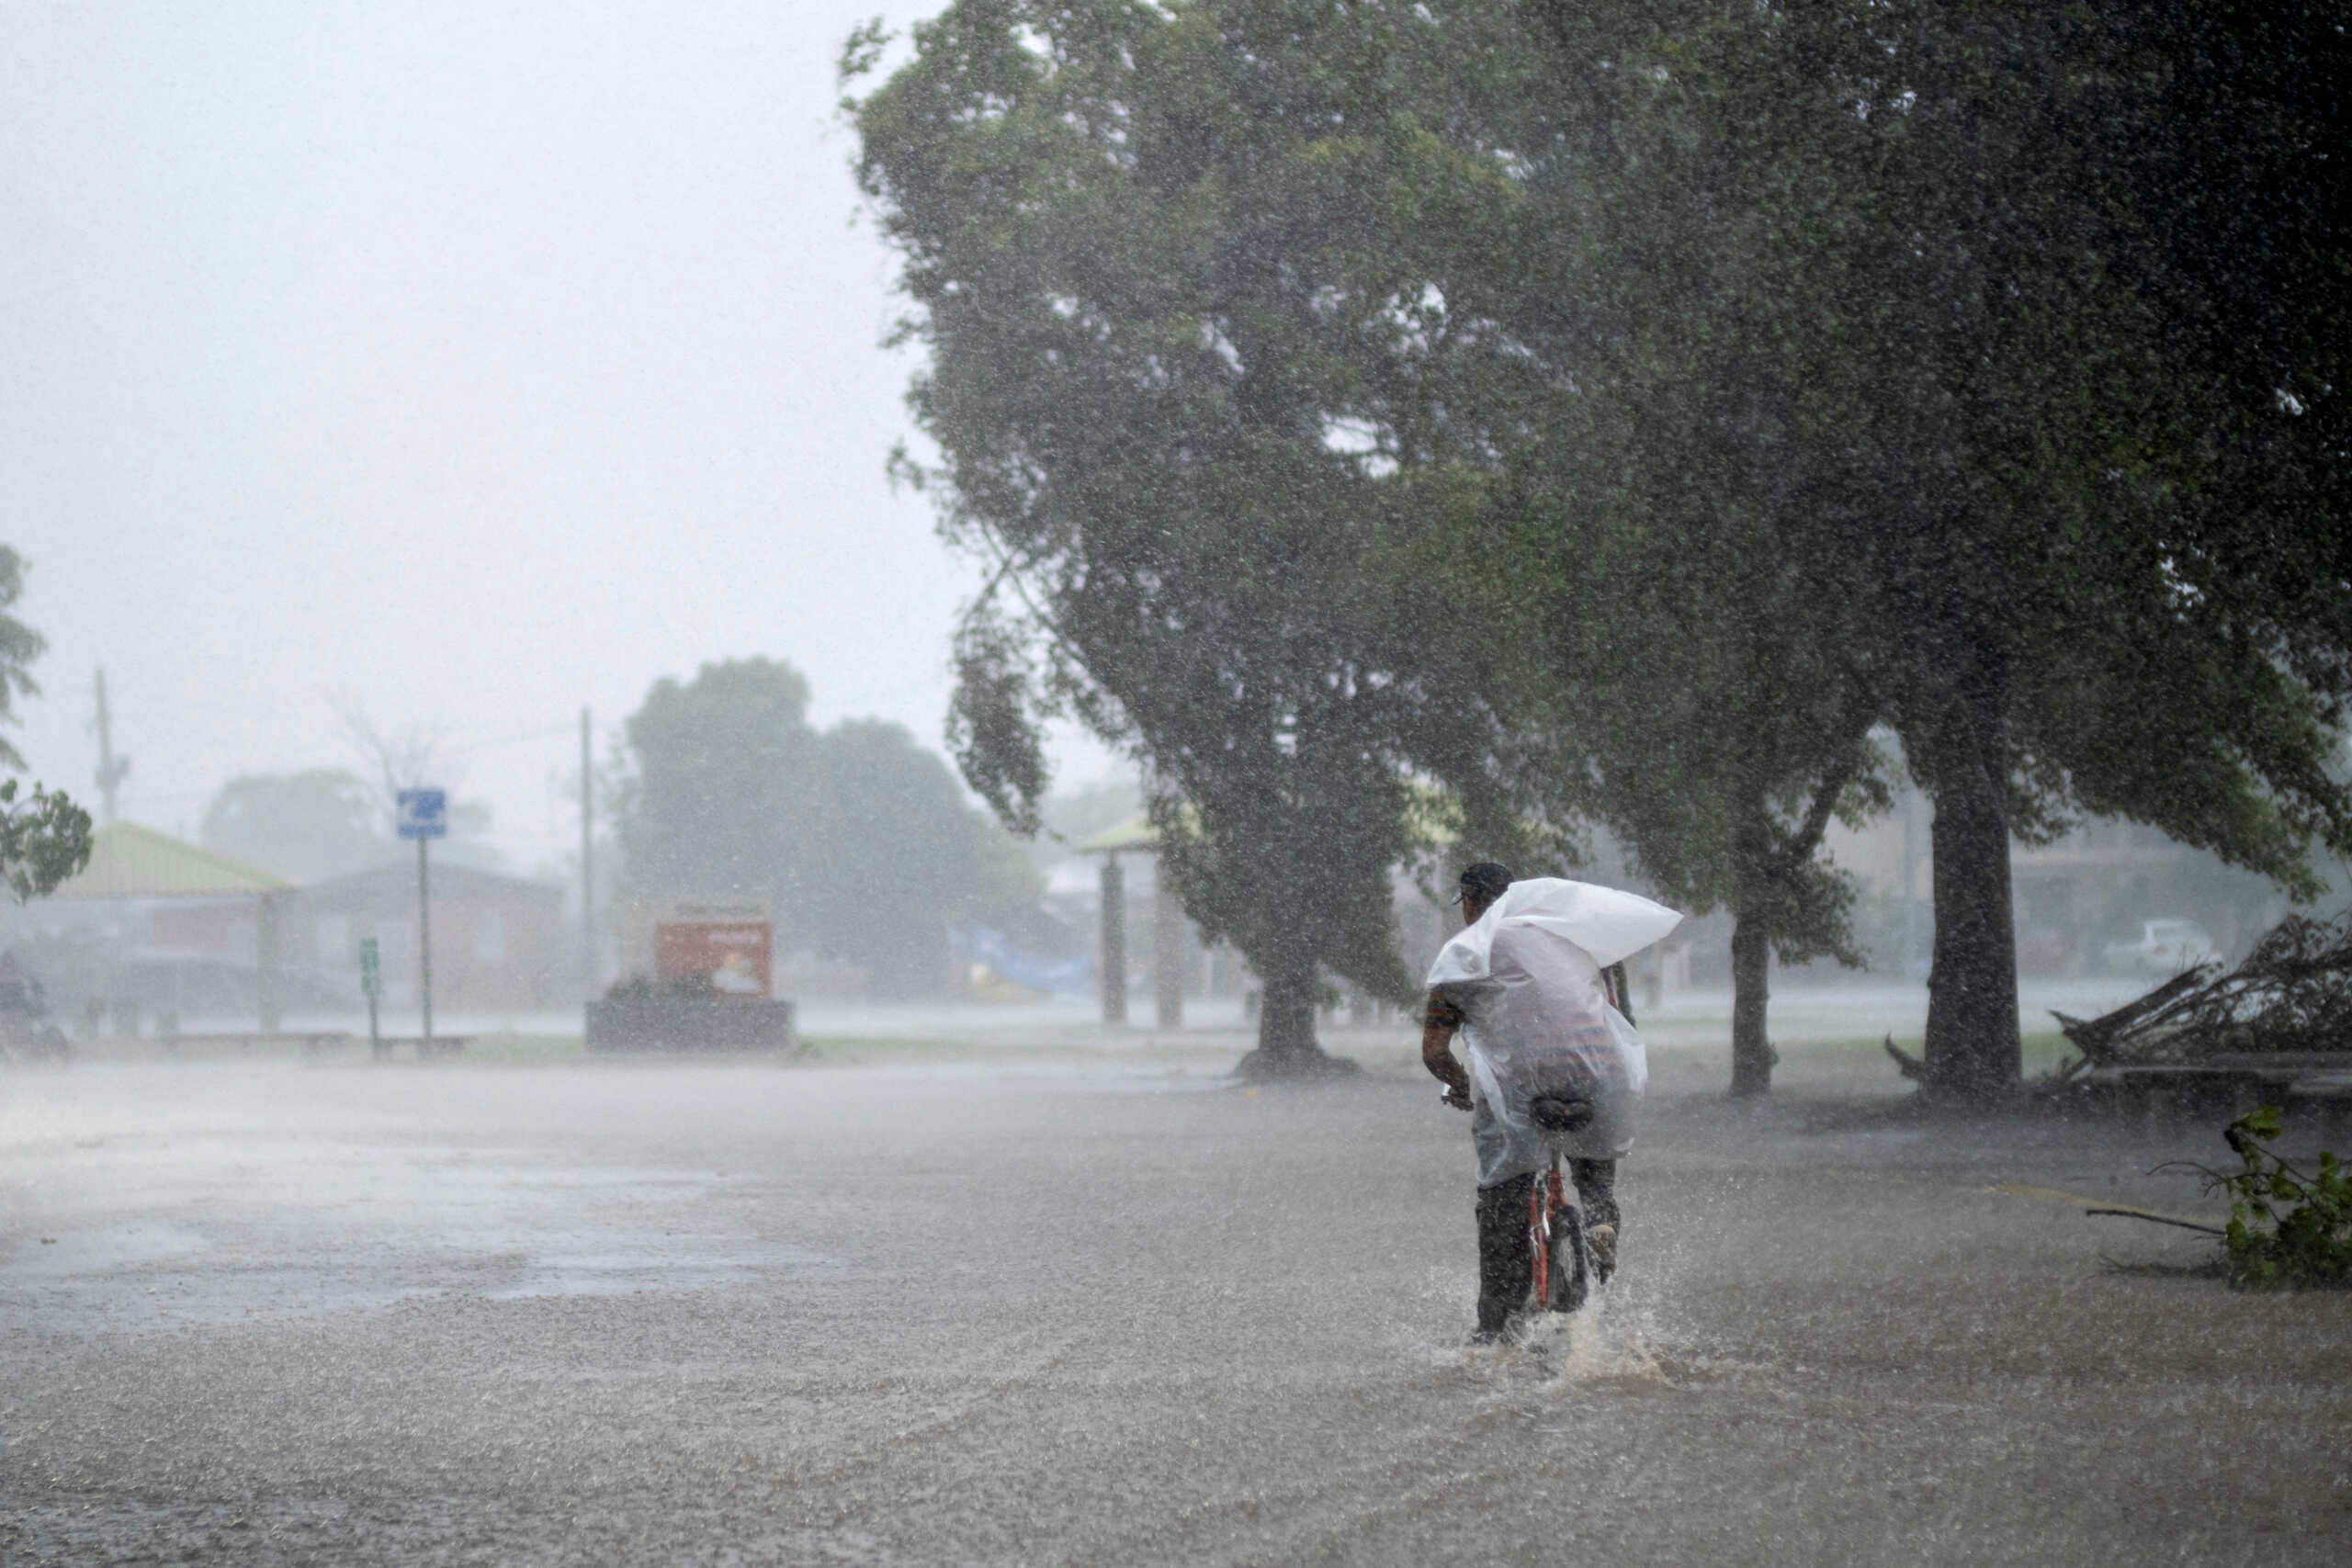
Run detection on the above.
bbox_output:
[859,0,2352,1100]
[853,0,1525,1072]
[1356,0,2347,1100]
[1702,0,2352,1099]
[1273,3,1902,1095]
[859,0,1905,1088]
[1397,459,1894,1097]
[1334,0,2352,1100]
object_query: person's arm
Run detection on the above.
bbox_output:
[1603,961,1634,1026]
[1421,992,1471,1110]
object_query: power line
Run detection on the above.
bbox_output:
[447,723,575,757]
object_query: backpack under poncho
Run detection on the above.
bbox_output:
[1426,878,1682,1186]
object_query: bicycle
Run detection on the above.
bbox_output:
[1526,1101,1595,1314]
[1526,958,1634,1315]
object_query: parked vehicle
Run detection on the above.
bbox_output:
[2100,919,2222,976]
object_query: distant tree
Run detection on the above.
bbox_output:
[612,659,1037,995]
[1396,467,1894,1098]
[614,658,820,940]
[0,779,92,902]
[200,769,386,882]
[328,690,449,797]
[0,546,48,772]
[0,546,92,896]
[803,718,1042,997]
[324,692,501,865]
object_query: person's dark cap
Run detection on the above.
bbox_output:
[1451,862,1515,906]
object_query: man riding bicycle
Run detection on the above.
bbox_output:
[1421,863,1681,1340]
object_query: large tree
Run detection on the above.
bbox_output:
[853,0,1514,1072]
[1746,1,2352,1098]
[856,0,2352,1099]
[1284,2,1902,1095]
[857,0,1911,1088]
[1468,0,2352,1100]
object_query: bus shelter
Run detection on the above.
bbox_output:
[1075,815,1191,1029]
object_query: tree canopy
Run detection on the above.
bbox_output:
[0,546,91,899]
[0,547,49,774]
[201,769,387,883]
[854,0,2352,1097]
[853,0,1507,1068]
[0,779,91,904]
[613,657,1038,997]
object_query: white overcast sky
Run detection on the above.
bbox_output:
[0,1,1111,874]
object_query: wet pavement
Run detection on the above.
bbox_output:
[3,1055,2347,1564]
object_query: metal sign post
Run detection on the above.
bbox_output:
[396,789,448,1052]
[359,937,383,1058]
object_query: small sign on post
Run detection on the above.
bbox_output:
[395,789,448,841]
[359,937,383,1058]
[395,789,448,1050]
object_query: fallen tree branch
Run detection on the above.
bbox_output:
[2082,1208,2228,1236]
[2052,914,2352,1070]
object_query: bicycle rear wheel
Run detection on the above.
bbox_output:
[1545,1201,1590,1313]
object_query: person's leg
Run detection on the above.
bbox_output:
[1566,1158,1619,1229]
[1567,1158,1619,1279]
[1474,1172,1536,1336]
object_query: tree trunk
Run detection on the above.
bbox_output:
[1725,794,1782,1097]
[1233,959,1356,1080]
[1728,904,1776,1097]
[1919,719,2021,1102]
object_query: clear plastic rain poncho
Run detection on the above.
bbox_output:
[1425,877,1684,1187]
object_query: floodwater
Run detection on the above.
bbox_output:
[2,1039,2346,1564]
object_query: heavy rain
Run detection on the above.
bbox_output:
[3,3,2348,1563]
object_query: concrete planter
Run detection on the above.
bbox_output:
[584,996,797,1054]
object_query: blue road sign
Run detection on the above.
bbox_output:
[395,788,448,840]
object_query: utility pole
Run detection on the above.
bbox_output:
[580,705,595,998]
[417,834,434,1048]
[92,667,130,825]
[395,789,448,1052]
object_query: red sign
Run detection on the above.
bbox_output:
[654,920,772,999]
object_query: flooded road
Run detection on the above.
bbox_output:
[3,1056,2346,1564]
